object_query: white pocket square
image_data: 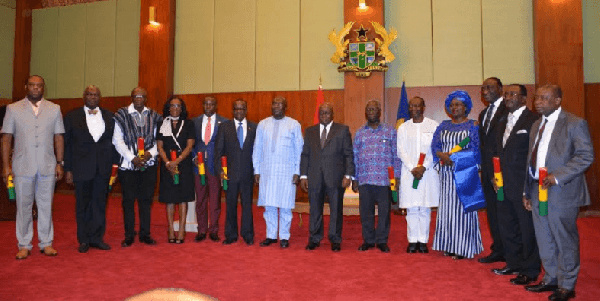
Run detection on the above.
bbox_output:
[516,129,528,134]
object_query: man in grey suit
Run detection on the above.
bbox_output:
[1,75,65,260]
[523,85,594,301]
[300,102,354,252]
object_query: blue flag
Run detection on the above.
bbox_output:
[395,81,409,129]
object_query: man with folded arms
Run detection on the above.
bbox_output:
[2,75,64,259]
[64,85,115,253]
[522,85,593,301]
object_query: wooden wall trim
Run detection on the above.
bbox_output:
[138,0,176,110]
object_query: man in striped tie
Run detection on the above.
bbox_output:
[193,96,227,243]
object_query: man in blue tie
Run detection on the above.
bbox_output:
[214,99,257,245]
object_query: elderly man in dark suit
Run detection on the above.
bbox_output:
[491,84,540,284]
[478,77,507,264]
[523,85,594,301]
[214,99,257,246]
[300,102,354,252]
[64,85,115,253]
[193,96,227,242]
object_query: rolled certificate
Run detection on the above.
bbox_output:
[7,174,15,200]
[197,152,206,185]
[493,157,504,201]
[388,166,398,203]
[449,137,471,154]
[171,150,179,185]
[108,164,118,191]
[137,137,145,171]
[539,167,548,216]
[221,156,228,191]
[412,153,426,189]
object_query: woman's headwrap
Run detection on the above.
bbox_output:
[445,90,473,116]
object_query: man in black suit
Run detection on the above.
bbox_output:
[523,85,593,301]
[64,85,115,253]
[490,84,540,284]
[300,102,354,252]
[478,77,507,263]
[214,99,256,246]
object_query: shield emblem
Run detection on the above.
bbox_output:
[348,42,376,69]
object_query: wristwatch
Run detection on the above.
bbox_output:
[57,161,64,166]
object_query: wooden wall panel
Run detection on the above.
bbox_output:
[12,0,43,101]
[584,83,600,211]
[0,5,15,99]
[30,7,59,98]
[534,0,584,117]
[343,0,385,134]
[138,0,176,109]
[583,0,600,83]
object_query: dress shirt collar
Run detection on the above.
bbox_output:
[543,106,561,123]
[320,121,333,131]
[84,105,100,114]
[235,118,246,126]
[509,105,526,121]
[127,103,149,114]
[491,97,504,108]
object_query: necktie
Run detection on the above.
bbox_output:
[502,114,514,147]
[530,119,547,175]
[237,122,244,148]
[88,109,98,115]
[320,126,327,148]
[484,103,495,133]
[204,117,211,145]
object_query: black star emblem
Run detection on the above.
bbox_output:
[355,25,369,41]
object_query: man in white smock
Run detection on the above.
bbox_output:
[397,96,439,253]
[253,96,303,248]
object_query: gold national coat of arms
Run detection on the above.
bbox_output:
[328,21,397,78]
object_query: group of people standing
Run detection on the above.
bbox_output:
[2,75,593,301]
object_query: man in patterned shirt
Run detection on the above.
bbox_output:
[352,100,402,253]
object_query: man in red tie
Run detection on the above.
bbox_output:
[192,97,228,242]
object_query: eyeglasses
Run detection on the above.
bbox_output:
[170,104,182,108]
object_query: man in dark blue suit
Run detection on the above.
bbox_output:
[491,84,540,284]
[300,102,354,252]
[193,96,227,242]
[64,85,115,253]
[214,99,257,245]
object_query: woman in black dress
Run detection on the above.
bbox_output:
[157,96,196,243]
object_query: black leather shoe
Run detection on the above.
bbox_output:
[280,239,289,248]
[358,243,375,251]
[452,255,465,260]
[493,266,520,275]
[209,233,220,242]
[305,241,320,250]
[377,243,390,253]
[89,242,111,250]
[331,243,341,252]
[525,282,559,293]
[407,243,418,253]
[139,236,157,245]
[478,253,505,263]
[244,238,254,245]
[194,233,206,242]
[510,274,537,285]
[223,238,237,245]
[260,238,278,247]
[548,288,575,301]
[121,237,134,247]
[443,251,455,257]
[78,243,89,253]
[418,242,429,253]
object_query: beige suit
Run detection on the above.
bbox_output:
[1,98,65,250]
